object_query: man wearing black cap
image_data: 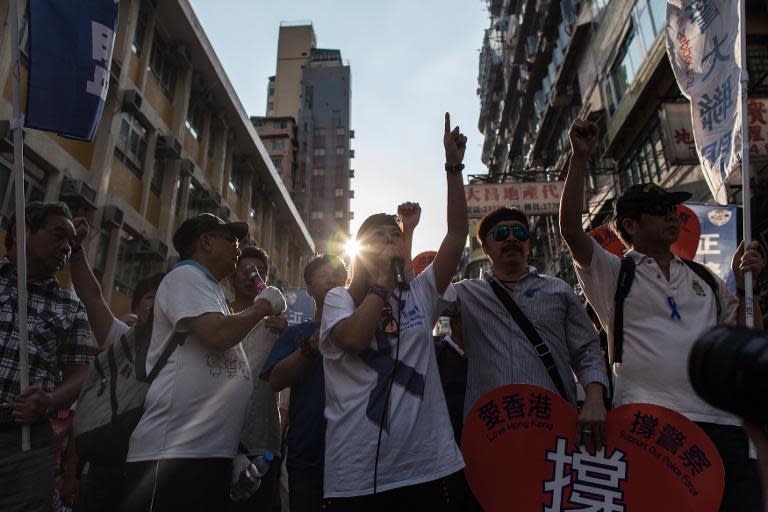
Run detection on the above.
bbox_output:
[560,118,765,510]
[121,213,287,512]
[440,206,609,453]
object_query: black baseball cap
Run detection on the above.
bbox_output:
[614,183,692,215]
[173,213,249,258]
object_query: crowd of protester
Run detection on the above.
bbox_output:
[1,114,768,511]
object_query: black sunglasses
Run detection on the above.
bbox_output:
[640,203,678,217]
[491,224,530,242]
[206,231,239,245]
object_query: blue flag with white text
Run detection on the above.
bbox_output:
[25,0,119,141]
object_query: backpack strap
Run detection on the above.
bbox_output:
[613,257,636,364]
[486,276,569,399]
[682,259,721,319]
[145,331,187,382]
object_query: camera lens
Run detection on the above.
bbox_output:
[688,326,768,425]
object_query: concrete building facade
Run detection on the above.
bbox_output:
[0,0,315,315]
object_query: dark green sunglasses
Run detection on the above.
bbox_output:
[491,224,530,242]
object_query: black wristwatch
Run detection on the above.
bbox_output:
[444,163,465,173]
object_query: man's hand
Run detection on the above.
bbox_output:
[308,331,320,351]
[73,217,90,248]
[568,118,599,159]
[12,386,52,424]
[265,314,289,334]
[397,202,421,235]
[444,112,467,165]
[374,244,401,292]
[732,240,765,288]
[577,383,607,454]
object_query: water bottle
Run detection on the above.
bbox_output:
[230,451,274,502]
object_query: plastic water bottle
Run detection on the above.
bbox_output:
[230,451,274,502]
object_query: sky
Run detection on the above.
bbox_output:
[189,0,490,255]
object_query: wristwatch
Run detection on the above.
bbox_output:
[444,163,465,173]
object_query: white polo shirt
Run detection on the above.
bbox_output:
[576,239,740,425]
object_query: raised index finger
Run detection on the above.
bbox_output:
[445,112,451,134]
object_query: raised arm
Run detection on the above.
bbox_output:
[69,217,115,346]
[433,112,469,295]
[398,202,421,280]
[560,119,599,268]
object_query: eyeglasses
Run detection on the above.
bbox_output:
[382,305,400,337]
[640,203,678,217]
[206,231,239,246]
[491,224,530,242]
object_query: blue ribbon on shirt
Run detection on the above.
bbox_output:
[667,296,682,320]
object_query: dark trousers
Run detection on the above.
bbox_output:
[697,422,764,512]
[288,464,323,512]
[120,458,231,512]
[321,471,464,512]
[79,462,126,512]
[0,422,55,512]
[227,455,281,512]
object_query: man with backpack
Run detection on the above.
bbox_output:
[560,118,765,510]
[119,213,286,512]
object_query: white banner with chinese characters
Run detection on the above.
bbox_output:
[464,182,564,218]
[661,100,768,164]
[665,0,743,204]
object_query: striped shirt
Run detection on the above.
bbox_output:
[441,267,608,418]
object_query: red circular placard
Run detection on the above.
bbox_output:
[462,385,724,511]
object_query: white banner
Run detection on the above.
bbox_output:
[665,0,743,204]
[464,182,564,218]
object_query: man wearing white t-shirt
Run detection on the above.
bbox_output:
[319,114,467,510]
[120,213,286,512]
[560,118,766,510]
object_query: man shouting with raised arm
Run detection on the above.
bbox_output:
[559,118,765,511]
[318,113,468,510]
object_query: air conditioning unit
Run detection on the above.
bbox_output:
[349,150,355,158]
[157,136,182,160]
[101,205,124,229]
[123,89,142,112]
[348,169,355,178]
[135,238,169,261]
[180,158,194,176]
[349,130,355,139]
[60,178,97,209]
[110,59,123,82]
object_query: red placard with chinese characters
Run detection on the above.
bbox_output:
[588,204,701,260]
[462,385,723,512]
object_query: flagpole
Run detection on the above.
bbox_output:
[10,0,31,451]
[739,0,754,328]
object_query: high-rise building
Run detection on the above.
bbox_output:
[252,116,298,193]
[264,23,354,255]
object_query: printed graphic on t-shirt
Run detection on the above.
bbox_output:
[398,295,426,331]
[359,328,425,431]
[206,350,250,379]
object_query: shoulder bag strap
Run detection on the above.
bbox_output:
[145,331,188,382]
[682,259,721,318]
[613,257,636,364]
[486,277,568,399]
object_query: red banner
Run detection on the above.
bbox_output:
[462,385,723,512]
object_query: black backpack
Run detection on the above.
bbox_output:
[72,317,186,465]
[597,256,721,402]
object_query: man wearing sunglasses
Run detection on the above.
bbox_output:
[441,207,609,453]
[122,213,287,511]
[560,118,765,510]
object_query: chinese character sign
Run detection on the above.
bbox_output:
[282,288,315,326]
[665,0,742,204]
[464,182,564,218]
[687,203,739,292]
[462,385,724,512]
[25,0,120,141]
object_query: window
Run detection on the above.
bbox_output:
[335,146,345,155]
[272,158,282,170]
[272,139,284,151]
[313,148,326,156]
[275,120,287,129]
[151,159,163,195]
[0,158,47,218]
[114,112,148,178]
[312,168,325,176]
[114,227,161,296]
[312,189,325,198]
[334,188,345,197]
[92,226,111,279]
[207,131,216,160]
[185,103,203,140]
[149,30,178,100]
[314,128,326,136]
[335,127,345,135]
[335,210,345,219]
[132,3,149,55]
[311,211,324,220]
[618,118,668,191]
[332,110,342,127]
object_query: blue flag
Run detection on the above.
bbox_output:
[25,0,119,141]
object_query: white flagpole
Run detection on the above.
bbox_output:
[739,0,754,328]
[10,0,31,451]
